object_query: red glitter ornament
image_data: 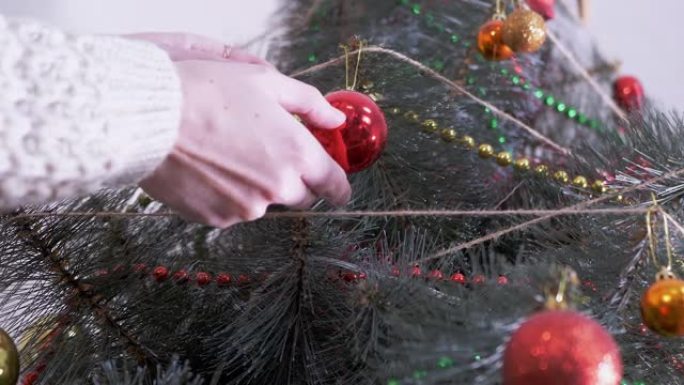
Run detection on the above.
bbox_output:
[503,310,622,385]
[428,270,444,280]
[472,275,486,284]
[450,273,466,284]
[613,76,644,112]
[526,0,555,20]
[153,266,169,282]
[307,90,388,173]
[497,275,509,285]
[133,263,147,274]
[173,270,189,284]
[238,274,250,285]
[216,273,232,286]
[410,265,422,278]
[195,272,212,286]
[342,272,359,282]
[22,372,39,385]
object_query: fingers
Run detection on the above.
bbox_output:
[227,48,275,67]
[271,73,346,130]
[128,32,274,67]
[128,32,228,61]
[290,126,352,207]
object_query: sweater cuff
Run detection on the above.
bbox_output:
[83,36,182,186]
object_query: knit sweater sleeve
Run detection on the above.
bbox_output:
[0,15,182,210]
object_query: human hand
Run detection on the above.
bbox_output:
[127,32,272,66]
[140,60,351,228]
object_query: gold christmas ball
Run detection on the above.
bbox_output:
[461,135,476,149]
[592,180,606,194]
[478,144,495,159]
[534,164,549,176]
[441,128,457,142]
[502,8,547,53]
[477,20,514,61]
[496,152,513,167]
[572,175,588,189]
[641,278,684,336]
[514,158,531,171]
[553,170,570,184]
[421,119,438,133]
[0,328,19,385]
[404,110,419,122]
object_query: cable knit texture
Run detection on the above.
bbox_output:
[0,15,182,209]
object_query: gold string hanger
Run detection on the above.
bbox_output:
[493,0,506,20]
[341,37,365,91]
[645,195,677,280]
[544,266,580,310]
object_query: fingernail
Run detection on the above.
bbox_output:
[329,109,347,130]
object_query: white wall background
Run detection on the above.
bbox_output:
[586,0,684,110]
[0,0,281,48]
[0,0,681,109]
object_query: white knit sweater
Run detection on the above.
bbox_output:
[0,15,182,210]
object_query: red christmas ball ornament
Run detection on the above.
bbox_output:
[195,272,212,286]
[526,0,555,20]
[216,273,232,287]
[613,76,644,112]
[307,90,388,173]
[428,270,444,280]
[503,310,622,385]
[153,266,169,282]
[173,269,189,284]
[450,272,466,284]
[133,263,147,275]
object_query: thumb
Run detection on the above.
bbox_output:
[273,73,346,129]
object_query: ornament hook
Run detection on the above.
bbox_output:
[645,194,677,279]
[494,0,506,20]
[341,38,365,91]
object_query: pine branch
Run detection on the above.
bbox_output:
[13,217,157,366]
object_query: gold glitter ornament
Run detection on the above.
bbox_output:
[572,175,588,188]
[534,164,549,176]
[502,8,547,53]
[421,119,438,133]
[478,144,495,159]
[441,128,457,142]
[591,180,606,194]
[514,158,531,171]
[404,110,419,122]
[461,135,476,149]
[0,328,18,385]
[553,170,570,184]
[496,152,513,167]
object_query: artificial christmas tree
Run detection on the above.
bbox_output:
[1,0,684,384]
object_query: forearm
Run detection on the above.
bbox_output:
[0,15,181,209]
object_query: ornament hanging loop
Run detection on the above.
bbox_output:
[544,266,579,310]
[341,37,365,91]
[645,195,678,280]
[493,0,506,20]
